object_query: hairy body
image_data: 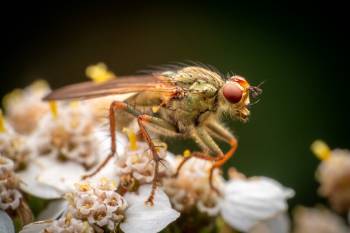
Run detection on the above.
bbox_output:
[44,65,261,204]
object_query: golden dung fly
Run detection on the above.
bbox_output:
[44,64,262,205]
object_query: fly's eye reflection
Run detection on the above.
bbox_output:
[223,82,243,103]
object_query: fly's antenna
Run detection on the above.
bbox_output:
[249,80,265,99]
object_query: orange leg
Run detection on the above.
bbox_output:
[82,101,130,179]
[209,138,237,193]
[137,115,163,205]
[174,125,238,194]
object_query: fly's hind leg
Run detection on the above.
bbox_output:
[82,101,140,179]
[82,101,180,205]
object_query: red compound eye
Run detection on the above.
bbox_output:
[223,82,243,103]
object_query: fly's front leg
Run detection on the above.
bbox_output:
[174,126,214,177]
[175,124,237,194]
[82,101,140,179]
[205,122,238,192]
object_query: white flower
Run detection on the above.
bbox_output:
[163,155,223,216]
[0,156,15,178]
[31,102,100,168]
[46,216,94,233]
[2,80,50,134]
[293,206,349,233]
[0,155,23,211]
[21,182,179,233]
[0,124,34,170]
[220,177,294,232]
[116,139,171,188]
[21,216,95,233]
[0,188,22,210]
[66,178,127,231]
[120,185,180,233]
[17,130,126,199]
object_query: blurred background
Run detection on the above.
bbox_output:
[0,1,349,210]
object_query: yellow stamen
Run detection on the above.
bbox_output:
[123,128,138,151]
[183,149,191,158]
[0,109,6,133]
[30,80,49,92]
[311,140,331,160]
[49,101,58,119]
[65,212,73,224]
[85,62,116,83]
[78,182,91,192]
[131,154,139,163]
[83,221,91,233]
[69,101,79,109]
[152,105,160,113]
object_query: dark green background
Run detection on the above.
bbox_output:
[1,2,349,209]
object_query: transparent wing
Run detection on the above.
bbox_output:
[44,75,177,101]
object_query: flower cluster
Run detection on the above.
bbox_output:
[289,140,350,233]
[31,101,100,169]
[116,130,171,191]
[163,154,223,215]
[311,140,350,213]
[65,178,127,231]
[293,206,349,233]
[21,180,179,233]
[0,116,34,171]
[0,64,299,233]
[2,80,50,134]
[164,155,294,232]
[44,215,95,233]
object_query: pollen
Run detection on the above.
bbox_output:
[78,183,91,192]
[311,140,331,160]
[69,101,79,109]
[49,101,58,119]
[85,62,115,83]
[30,80,50,92]
[183,149,191,158]
[123,128,138,151]
[0,109,6,133]
[152,105,160,113]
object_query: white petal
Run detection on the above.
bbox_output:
[220,177,294,232]
[19,221,52,233]
[0,210,15,233]
[17,158,62,199]
[37,160,85,193]
[89,159,119,184]
[120,185,180,233]
[95,130,127,159]
[37,199,68,221]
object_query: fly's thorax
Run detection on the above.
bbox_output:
[163,66,224,89]
[162,83,219,132]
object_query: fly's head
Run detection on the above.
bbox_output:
[219,75,262,122]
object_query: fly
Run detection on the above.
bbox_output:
[44,64,262,204]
